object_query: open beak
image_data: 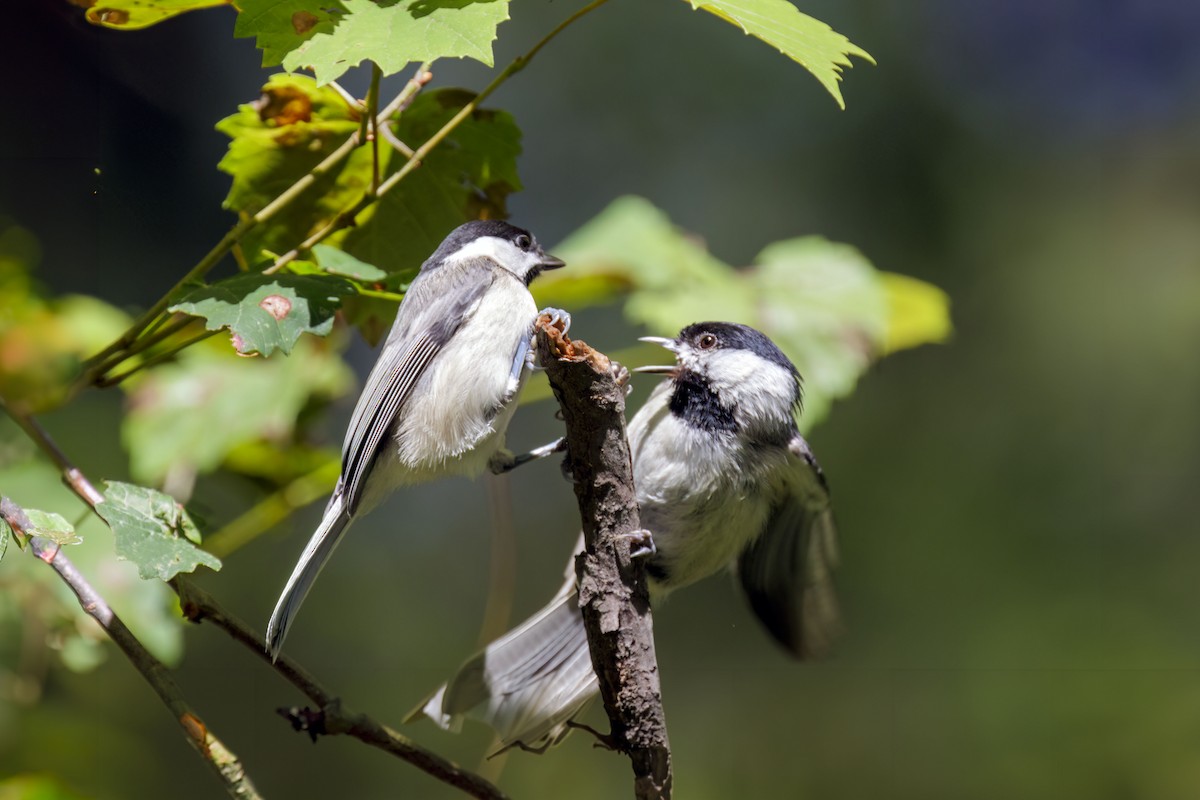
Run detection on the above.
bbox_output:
[538,252,566,270]
[633,336,680,374]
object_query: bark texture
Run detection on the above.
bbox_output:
[535,317,673,800]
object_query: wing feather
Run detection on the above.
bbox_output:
[337,261,498,514]
[737,434,841,659]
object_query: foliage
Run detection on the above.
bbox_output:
[83,0,228,29]
[96,482,221,581]
[684,0,874,108]
[6,0,929,796]
[0,460,185,672]
[170,273,355,356]
[0,222,132,412]
[121,336,351,484]
[84,0,871,108]
[537,196,951,428]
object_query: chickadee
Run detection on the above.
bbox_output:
[266,220,568,660]
[412,321,840,750]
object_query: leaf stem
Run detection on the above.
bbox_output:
[367,63,383,197]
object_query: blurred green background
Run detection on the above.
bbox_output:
[4,0,1200,797]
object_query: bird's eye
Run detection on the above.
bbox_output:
[698,333,718,349]
[514,234,532,251]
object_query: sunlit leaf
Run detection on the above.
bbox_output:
[96,482,221,581]
[683,0,873,109]
[170,273,355,356]
[83,0,229,29]
[880,271,953,354]
[122,337,352,484]
[546,196,950,430]
[237,0,512,85]
[534,195,728,309]
[216,74,367,266]
[0,517,8,563]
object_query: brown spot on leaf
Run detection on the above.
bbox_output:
[292,10,319,34]
[259,294,292,321]
[254,85,312,126]
[87,7,130,24]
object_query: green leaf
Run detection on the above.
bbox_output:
[22,509,82,547]
[312,244,387,281]
[0,517,8,563]
[83,0,229,30]
[216,74,367,266]
[0,461,186,669]
[237,0,512,85]
[122,336,352,484]
[338,88,523,275]
[234,0,345,68]
[546,196,950,430]
[880,271,953,354]
[170,273,355,356]
[684,0,873,109]
[96,482,221,581]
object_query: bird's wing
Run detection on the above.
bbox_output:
[737,434,841,659]
[339,260,498,514]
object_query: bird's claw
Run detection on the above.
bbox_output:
[618,529,656,559]
[611,361,632,395]
[538,307,571,336]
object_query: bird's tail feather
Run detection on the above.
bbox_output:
[408,589,597,751]
[265,492,352,661]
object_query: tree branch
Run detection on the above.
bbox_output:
[1,401,508,800]
[170,578,510,800]
[534,318,673,800]
[0,500,261,800]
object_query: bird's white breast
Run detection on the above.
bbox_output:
[391,273,536,483]
[629,385,789,592]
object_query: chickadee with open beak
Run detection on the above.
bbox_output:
[266,220,569,660]
[412,321,840,750]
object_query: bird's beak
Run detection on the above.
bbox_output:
[634,336,680,374]
[538,252,566,270]
[638,336,679,351]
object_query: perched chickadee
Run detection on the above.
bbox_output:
[412,321,840,750]
[266,220,569,660]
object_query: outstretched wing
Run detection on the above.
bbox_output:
[737,435,841,659]
[339,260,498,514]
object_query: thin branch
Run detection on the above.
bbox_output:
[0,502,261,800]
[170,578,510,800]
[533,317,673,800]
[0,398,104,507]
[95,330,220,388]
